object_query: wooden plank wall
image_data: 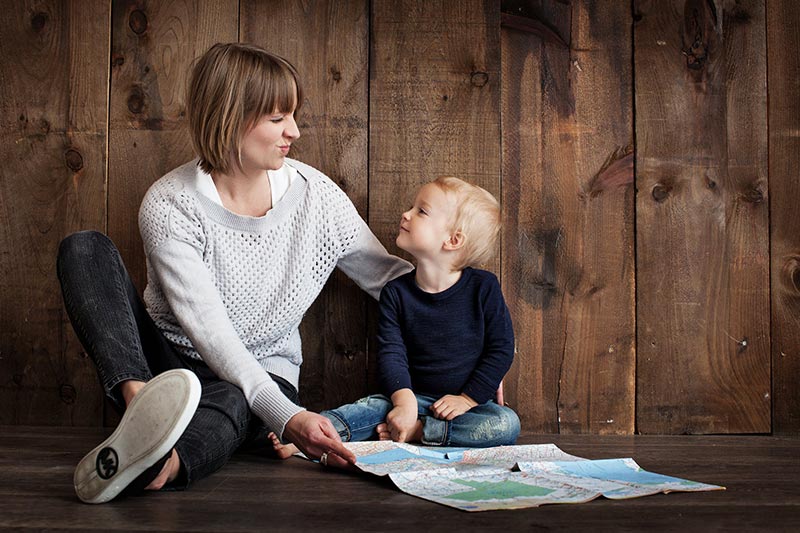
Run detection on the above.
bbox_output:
[0,1,109,424]
[501,1,635,434]
[768,0,800,435]
[0,0,798,435]
[635,0,770,433]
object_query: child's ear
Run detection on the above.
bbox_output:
[443,231,465,251]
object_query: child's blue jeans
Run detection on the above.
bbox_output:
[321,394,520,448]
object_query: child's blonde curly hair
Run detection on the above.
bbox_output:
[433,177,501,270]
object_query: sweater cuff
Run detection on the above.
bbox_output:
[462,382,494,405]
[381,375,413,398]
[251,387,306,440]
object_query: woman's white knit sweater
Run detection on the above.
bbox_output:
[138,158,412,437]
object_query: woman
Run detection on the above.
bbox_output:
[57,42,411,504]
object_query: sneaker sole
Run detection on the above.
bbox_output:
[74,369,201,504]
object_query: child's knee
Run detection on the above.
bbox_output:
[356,394,392,408]
[500,407,521,443]
[465,406,520,446]
[485,406,521,445]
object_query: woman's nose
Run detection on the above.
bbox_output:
[285,115,300,140]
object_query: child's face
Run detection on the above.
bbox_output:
[239,107,300,172]
[396,183,457,261]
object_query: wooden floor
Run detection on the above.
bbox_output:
[1,427,798,532]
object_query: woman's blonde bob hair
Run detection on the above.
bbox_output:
[433,176,502,270]
[186,42,303,175]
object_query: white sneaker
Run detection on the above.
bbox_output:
[74,369,201,504]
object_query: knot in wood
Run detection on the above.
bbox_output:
[112,55,125,67]
[783,256,800,294]
[127,87,145,114]
[330,67,342,82]
[470,71,489,87]
[742,186,764,204]
[684,38,707,70]
[60,384,77,404]
[651,184,671,202]
[31,12,48,32]
[129,9,148,35]
[65,149,83,172]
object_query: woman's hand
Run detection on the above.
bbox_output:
[282,411,356,468]
[431,393,477,420]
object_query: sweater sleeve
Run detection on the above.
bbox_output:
[337,218,413,301]
[376,284,413,395]
[147,239,305,438]
[140,187,304,439]
[461,275,515,404]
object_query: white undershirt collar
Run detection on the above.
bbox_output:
[195,163,298,208]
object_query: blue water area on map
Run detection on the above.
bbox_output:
[358,448,457,465]
[554,459,687,485]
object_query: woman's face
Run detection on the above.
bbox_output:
[239,108,300,172]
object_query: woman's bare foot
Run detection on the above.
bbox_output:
[376,420,423,443]
[268,431,299,459]
[120,379,146,407]
[145,448,180,490]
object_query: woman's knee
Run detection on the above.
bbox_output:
[57,231,117,271]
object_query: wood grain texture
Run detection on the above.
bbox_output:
[634,0,770,433]
[2,427,799,531]
[370,0,502,257]
[240,0,371,411]
[108,0,238,291]
[501,1,635,434]
[768,0,800,435]
[0,1,110,425]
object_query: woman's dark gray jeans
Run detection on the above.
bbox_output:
[56,230,298,488]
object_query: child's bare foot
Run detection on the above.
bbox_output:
[376,420,423,443]
[268,431,299,459]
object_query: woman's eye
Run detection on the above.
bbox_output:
[270,117,284,123]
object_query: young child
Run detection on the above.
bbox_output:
[272,177,519,459]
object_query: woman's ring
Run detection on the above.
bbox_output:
[320,452,328,466]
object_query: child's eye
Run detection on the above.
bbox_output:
[418,208,427,216]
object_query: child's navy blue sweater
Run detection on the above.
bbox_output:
[377,267,515,405]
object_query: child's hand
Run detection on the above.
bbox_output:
[385,404,419,442]
[431,394,478,420]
